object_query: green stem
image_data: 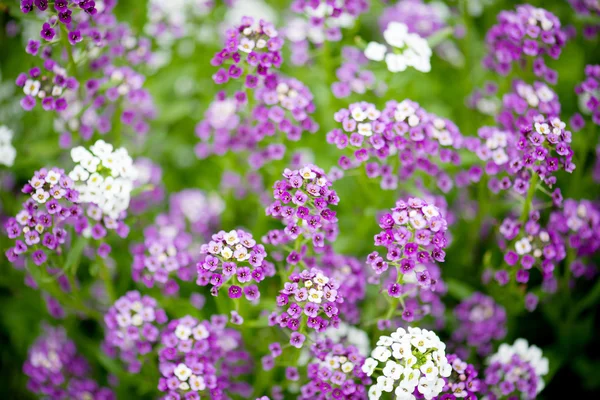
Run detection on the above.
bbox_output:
[520,173,539,222]
[99,260,117,303]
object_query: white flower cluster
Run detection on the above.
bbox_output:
[488,338,549,395]
[69,140,137,219]
[0,125,16,167]
[362,327,451,400]
[365,22,432,73]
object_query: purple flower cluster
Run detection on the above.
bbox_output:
[264,165,340,271]
[300,338,371,399]
[478,115,575,195]
[331,47,378,99]
[379,0,448,39]
[5,167,126,266]
[574,64,600,126]
[195,74,318,170]
[497,80,561,134]
[328,100,476,192]
[131,212,198,296]
[16,62,76,113]
[23,325,114,400]
[197,229,270,300]
[157,315,252,399]
[270,268,342,340]
[549,199,600,279]
[483,5,567,83]
[452,292,507,356]
[211,17,283,85]
[497,211,566,296]
[436,354,481,400]
[368,197,449,285]
[103,291,168,373]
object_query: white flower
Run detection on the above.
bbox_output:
[351,107,367,122]
[300,166,316,180]
[377,376,394,392]
[189,375,206,391]
[173,363,192,381]
[238,37,255,53]
[362,357,378,375]
[385,53,407,73]
[220,246,233,259]
[225,230,239,245]
[534,122,550,135]
[357,122,373,137]
[33,189,50,204]
[175,324,192,340]
[90,140,114,158]
[368,385,382,400]
[515,238,532,255]
[308,288,324,303]
[23,79,40,96]
[395,384,416,400]
[341,361,354,373]
[371,346,392,362]
[383,360,403,380]
[192,324,209,340]
[364,41,387,61]
[383,22,409,48]
[419,361,438,380]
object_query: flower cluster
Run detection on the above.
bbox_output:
[484,339,549,400]
[379,0,448,39]
[195,75,318,169]
[365,22,433,73]
[483,5,567,83]
[368,197,449,287]
[69,140,137,219]
[497,211,566,296]
[264,165,340,269]
[437,354,481,399]
[478,115,575,194]
[16,63,76,113]
[452,292,507,356]
[497,80,560,134]
[549,199,600,279]
[103,291,168,372]
[362,327,451,400]
[288,0,370,45]
[300,338,371,399]
[4,167,79,266]
[574,64,600,126]
[131,211,199,296]
[197,229,269,300]
[0,125,16,166]
[23,325,114,400]
[271,268,341,339]
[212,17,283,85]
[158,315,252,399]
[328,100,471,191]
[332,47,379,99]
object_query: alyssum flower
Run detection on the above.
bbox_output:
[362,327,452,400]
